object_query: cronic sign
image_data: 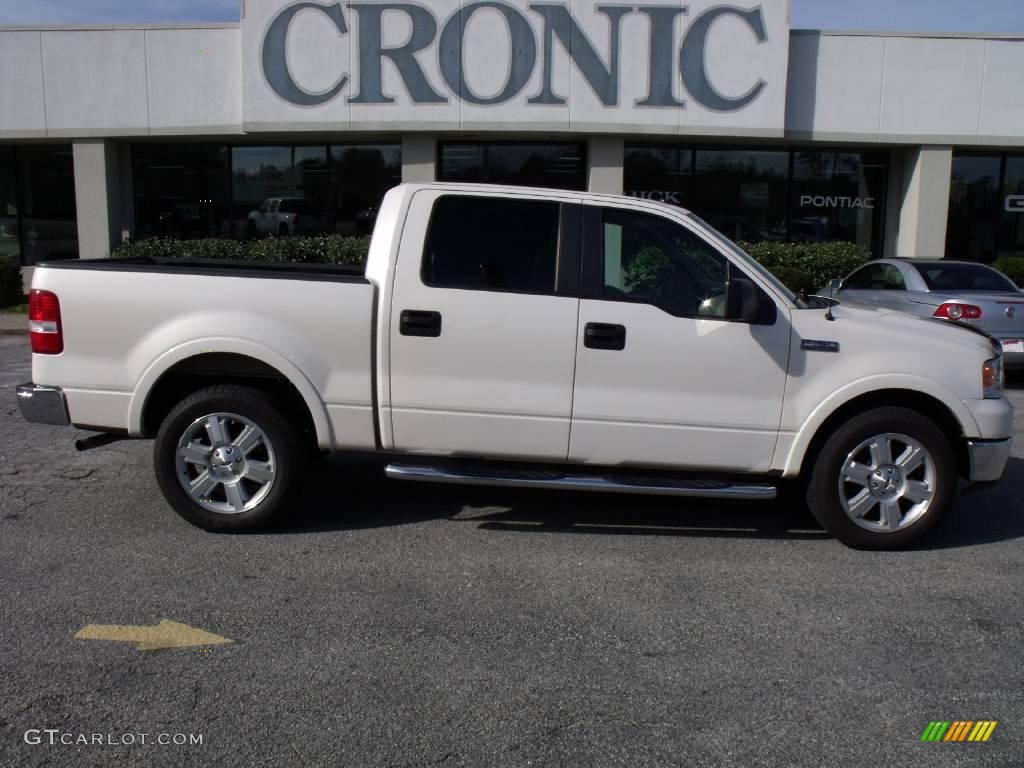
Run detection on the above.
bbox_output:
[252,0,785,117]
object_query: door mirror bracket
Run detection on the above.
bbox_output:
[726,277,762,323]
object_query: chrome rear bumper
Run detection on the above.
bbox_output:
[966,438,1012,483]
[16,382,70,426]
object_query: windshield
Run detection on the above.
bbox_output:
[684,213,800,305]
[913,263,1018,293]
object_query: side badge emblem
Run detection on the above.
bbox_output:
[801,339,840,353]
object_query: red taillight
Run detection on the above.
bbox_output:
[29,289,63,354]
[933,302,983,321]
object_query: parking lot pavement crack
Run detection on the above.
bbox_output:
[288,738,312,766]
[391,751,454,768]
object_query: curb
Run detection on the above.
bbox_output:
[0,315,27,334]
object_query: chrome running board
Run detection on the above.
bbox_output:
[385,463,776,500]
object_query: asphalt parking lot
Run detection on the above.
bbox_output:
[1,332,1022,768]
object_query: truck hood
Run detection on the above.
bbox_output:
[796,301,1000,360]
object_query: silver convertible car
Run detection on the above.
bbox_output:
[828,259,1024,367]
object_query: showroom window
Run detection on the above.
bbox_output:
[133,142,402,240]
[439,142,587,191]
[0,148,17,264]
[791,150,887,252]
[946,154,1003,263]
[133,143,232,239]
[942,152,1024,264]
[695,149,789,244]
[0,144,78,266]
[624,143,889,257]
[330,144,402,235]
[623,145,692,207]
[1005,156,1024,260]
[232,145,328,237]
[947,152,1024,262]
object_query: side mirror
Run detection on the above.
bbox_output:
[829,277,844,292]
[726,277,761,323]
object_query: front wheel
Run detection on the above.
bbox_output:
[153,386,302,532]
[805,407,958,550]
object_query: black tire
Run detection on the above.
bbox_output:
[153,385,302,532]
[805,407,958,550]
[246,220,257,239]
[278,224,289,237]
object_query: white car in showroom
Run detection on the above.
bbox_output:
[246,197,329,237]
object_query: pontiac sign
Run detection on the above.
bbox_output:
[242,0,789,135]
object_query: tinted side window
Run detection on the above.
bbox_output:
[423,196,560,294]
[879,265,906,290]
[843,264,885,290]
[601,208,731,318]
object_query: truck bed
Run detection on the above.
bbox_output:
[30,256,378,451]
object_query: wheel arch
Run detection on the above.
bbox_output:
[131,345,330,450]
[782,387,972,480]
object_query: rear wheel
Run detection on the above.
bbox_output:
[805,407,958,550]
[154,386,301,532]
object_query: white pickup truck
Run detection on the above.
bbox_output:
[17,183,1013,549]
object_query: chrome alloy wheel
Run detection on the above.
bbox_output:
[174,412,277,514]
[838,433,936,533]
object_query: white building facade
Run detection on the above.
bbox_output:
[0,0,1022,274]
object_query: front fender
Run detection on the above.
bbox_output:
[775,374,980,477]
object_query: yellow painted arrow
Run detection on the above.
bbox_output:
[75,620,233,651]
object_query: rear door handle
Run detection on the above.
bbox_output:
[400,309,442,337]
[584,322,626,351]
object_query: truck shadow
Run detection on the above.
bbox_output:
[278,455,823,540]
[279,455,1024,548]
[917,455,1024,550]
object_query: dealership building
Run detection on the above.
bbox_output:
[0,0,1022,281]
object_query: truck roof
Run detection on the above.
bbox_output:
[394,182,695,216]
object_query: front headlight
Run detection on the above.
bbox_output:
[983,356,1004,399]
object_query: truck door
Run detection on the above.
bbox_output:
[569,204,791,472]
[388,190,582,460]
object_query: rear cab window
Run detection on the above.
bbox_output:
[422,195,562,294]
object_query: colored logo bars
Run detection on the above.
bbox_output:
[921,721,997,742]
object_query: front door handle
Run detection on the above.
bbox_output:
[584,322,626,351]
[400,309,442,337]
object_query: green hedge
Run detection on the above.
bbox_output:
[112,235,370,266]
[111,235,870,296]
[739,240,873,294]
[991,256,1024,288]
[0,256,24,308]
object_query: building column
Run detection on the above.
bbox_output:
[401,134,436,183]
[890,146,953,259]
[72,139,122,259]
[588,136,624,194]
[117,142,134,242]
